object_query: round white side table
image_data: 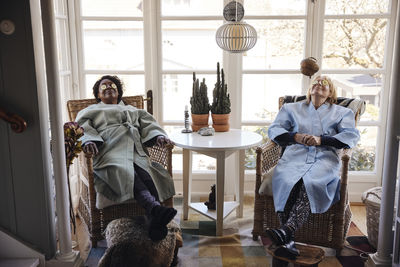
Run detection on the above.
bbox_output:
[170,129,262,236]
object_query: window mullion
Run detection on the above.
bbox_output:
[312,0,325,71]
[224,53,242,128]
[66,0,81,100]
[302,0,314,94]
[74,0,86,99]
[226,0,242,128]
[143,0,162,121]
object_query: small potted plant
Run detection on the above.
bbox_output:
[211,62,231,132]
[190,72,210,131]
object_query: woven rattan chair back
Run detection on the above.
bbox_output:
[67,95,173,248]
[67,96,145,121]
[252,96,364,253]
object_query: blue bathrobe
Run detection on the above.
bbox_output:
[268,101,360,213]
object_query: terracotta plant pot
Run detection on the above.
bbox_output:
[191,113,209,132]
[211,113,230,132]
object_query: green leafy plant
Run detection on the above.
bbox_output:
[211,62,231,114]
[349,144,375,171]
[190,72,210,114]
[244,126,269,169]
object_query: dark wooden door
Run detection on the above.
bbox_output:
[0,0,56,258]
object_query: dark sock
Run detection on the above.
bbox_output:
[148,206,177,241]
[151,205,177,226]
[148,220,168,242]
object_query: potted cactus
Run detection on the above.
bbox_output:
[211,62,231,132]
[190,72,210,131]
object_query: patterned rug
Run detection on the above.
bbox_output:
[85,196,370,267]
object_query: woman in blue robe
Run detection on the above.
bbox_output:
[266,76,360,258]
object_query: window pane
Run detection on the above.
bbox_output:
[161,0,222,16]
[242,126,269,170]
[243,20,305,69]
[242,74,303,121]
[245,0,306,16]
[83,21,144,70]
[350,126,377,171]
[164,126,183,171]
[81,0,144,17]
[323,19,388,69]
[85,74,145,99]
[328,74,382,122]
[59,74,72,121]
[55,19,70,71]
[54,0,67,16]
[163,74,216,121]
[162,21,222,70]
[325,0,389,15]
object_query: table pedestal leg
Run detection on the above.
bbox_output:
[216,151,225,236]
[182,149,192,220]
[236,150,245,218]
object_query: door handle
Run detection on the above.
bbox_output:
[0,107,27,133]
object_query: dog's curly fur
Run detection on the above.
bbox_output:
[98,216,182,267]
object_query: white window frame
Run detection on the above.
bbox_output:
[314,0,397,200]
[73,0,147,104]
[54,0,82,208]
[68,0,397,200]
[235,0,396,200]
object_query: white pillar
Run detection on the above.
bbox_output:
[40,0,75,261]
[366,1,400,266]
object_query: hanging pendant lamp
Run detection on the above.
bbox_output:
[216,1,257,53]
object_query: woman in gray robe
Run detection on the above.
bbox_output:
[76,75,176,241]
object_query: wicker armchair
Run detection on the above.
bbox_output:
[67,95,173,248]
[252,96,365,253]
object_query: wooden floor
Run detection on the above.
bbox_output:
[350,204,367,235]
[72,202,367,264]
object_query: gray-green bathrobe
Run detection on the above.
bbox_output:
[75,101,175,203]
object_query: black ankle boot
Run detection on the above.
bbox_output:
[275,240,300,260]
[265,228,290,246]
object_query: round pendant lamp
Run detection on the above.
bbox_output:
[216,1,257,53]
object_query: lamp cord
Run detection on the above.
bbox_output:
[235,1,237,22]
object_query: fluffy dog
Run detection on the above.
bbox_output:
[98,216,182,267]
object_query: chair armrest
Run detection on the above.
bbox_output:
[256,140,281,175]
[255,140,281,192]
[83,152,97,211]
[339,148,352,185]
[148,143,174,177]
[339,148,352,208]
[339,148,352,163]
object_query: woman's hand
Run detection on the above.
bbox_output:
[294,133,308,144]
[302,135,321,146]
[295,133,321,146]
[156,136,174,147]
[83,142,99,155]
[304,135,321,146]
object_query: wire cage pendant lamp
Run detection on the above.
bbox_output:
[216,1,257,53]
